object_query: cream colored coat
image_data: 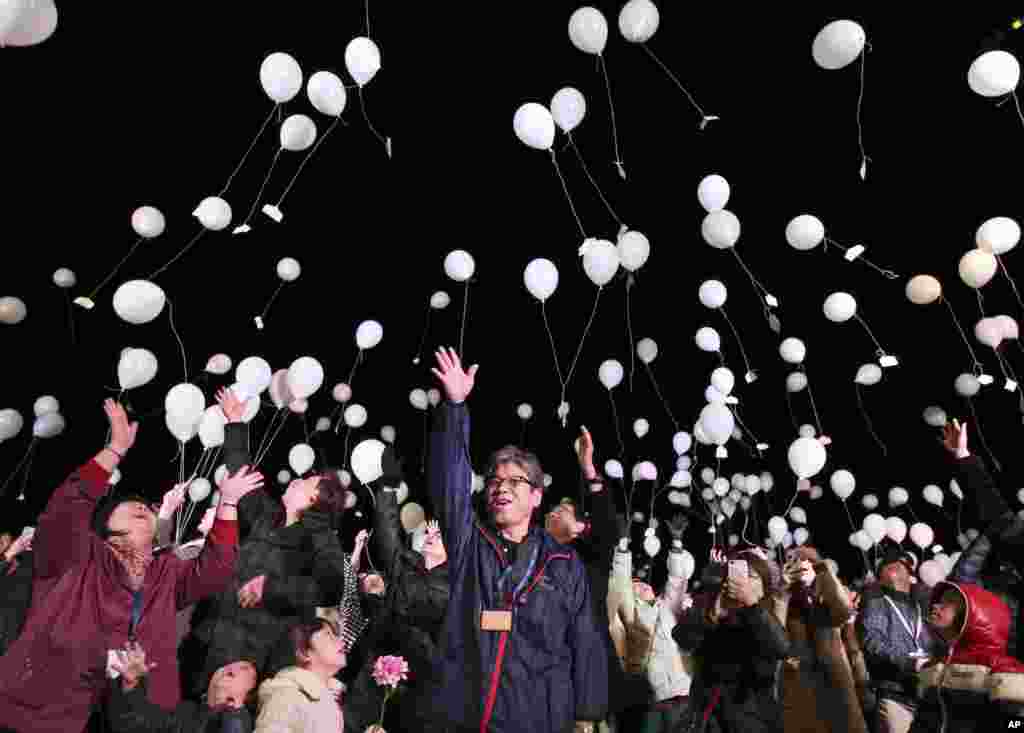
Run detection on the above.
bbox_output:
[256,666,344,733]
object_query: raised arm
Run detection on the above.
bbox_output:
[944,419,1011,528]
[576,427,619,560]
[34,400,136,581]
[374,488,406,573]
[429,347,478,567]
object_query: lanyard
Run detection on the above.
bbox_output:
[128,589,143,641]
[883,595,921,649]
[497,543,540,605]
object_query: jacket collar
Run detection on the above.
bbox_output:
[267,666,343,702]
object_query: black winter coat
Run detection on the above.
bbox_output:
[0,552,33,657]
[106,681,253,733]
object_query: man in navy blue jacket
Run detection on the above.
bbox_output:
[428,347,608,733]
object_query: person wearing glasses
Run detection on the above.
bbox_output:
[428,347,608,733]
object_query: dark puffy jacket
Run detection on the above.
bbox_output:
[106,680,253,733]
[0,551,33,656]
[910,582,1024,732]
[428,402,608,733]
[186,423,354,693]
[672,594,791,733]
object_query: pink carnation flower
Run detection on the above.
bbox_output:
[372,655,409,688]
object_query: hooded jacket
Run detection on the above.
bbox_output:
[255,666,344,733]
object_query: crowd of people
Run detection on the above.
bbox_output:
[0,348,1020,733]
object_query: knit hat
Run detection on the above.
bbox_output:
[875,545,918,574]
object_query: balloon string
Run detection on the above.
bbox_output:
[458,281,470,359]
[166,298,188,382]
[413,305,433,365]
[258,282,288,322]
[975,288,988,317]
[275,116,345,207]
[420,412,428,475]
[346,351,364,397]
[966,397,1001,473]
[539,302,567,393]
[784,389,799,432]
[596,54,626,178]
[728,249,774,310]
[853,313,888,356]
[220,104,278,196]
[803,369,825,436]
[204,447,223,479]
[854,383,888,456]
[255,409,284,464]
[856,45,870,180]
[718,307,754,378]
[783,490,800,519]
[1012,90,1024,130]
[83,236,146,301]
[357,86,388,152]
[567,133,624,229]
[16,440,36,501]
[823,237,897,279]
[1,441,35,498]
[240,148,283,227]
[608,391,626,460]
[148,229,207,280]
[626,280,636,392]
[255,411,289,467]
[643,362,680,432]
[549,151,586,239]
[841,500,857,532]
[640,44,712,123]
[731,406,762,457]
[365,0,371,37]
[997,255,1024,312]
[943,297,985,374]
[64,291,76,347]
[342,427,352,471]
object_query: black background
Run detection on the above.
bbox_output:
[2,3,1023,581]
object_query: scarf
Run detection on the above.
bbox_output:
[106,535,154,591]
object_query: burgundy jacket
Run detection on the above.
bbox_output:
[0,460,239,733]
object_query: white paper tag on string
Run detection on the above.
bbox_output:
[978,374,995,386]
[385,138,392,159]
[262,204,283,223]
[715,446,728,458]
[745,371,758,384]
[1005,379,1018,392]
[818,435,832,446]
[254,316,264,331]
[699,115,720,130]
[845,245,866,262]
[232,224,252,235]
[73,297,95,310]
[725,396,739,405]
[859,160,867,181]
[879,355,899,368]
[765,294,779,308]
[756,442,770,451]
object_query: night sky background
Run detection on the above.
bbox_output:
[3,3,1024,582]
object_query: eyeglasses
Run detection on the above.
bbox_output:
[485,475,536,492]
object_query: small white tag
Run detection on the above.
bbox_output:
[978,374,995,386]
[845,245,866,262]
[745,371,757,384]
[765,294,779,307]
[879,355,899,368]
[107,650,122,679]
[73,297,95,310]
[232,224,252,235]
[859,160,867,180]
[1005,379,1018,392]
[699,115,720,130]
[262,204,283,222]
[725,396,739,405]
[818,435,832,446]
[615,161,627,180]
[715,446,728,458]
[254,316,264,330]
[755,442,769,451]
[385,137,392,159]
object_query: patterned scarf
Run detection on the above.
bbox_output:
[106,535,154,591]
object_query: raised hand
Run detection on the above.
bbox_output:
[111,641,156,690]
[104,400,138,455]
[159,484,187,520]
[941,418,970,458]
[219,465,265,503]
[217,387,246,424]
[3,530,32,562]
[431,346,479,404]
[238,575,266,608]
[576,426,597,480]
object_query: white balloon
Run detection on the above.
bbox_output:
[698,279,727,309]
[794,527,810,546]
[32,395,58,417]
[550,87,586,133]
[165,384,206,441]
[516,403,533,421]
[974,317,1004,349]
[618,0,659,42]
[885,516,908,544]
[604,459,624,479]
[701,210,741,249]
[696,326,721,353]
[954,373,981,398]
[351,439,386,484]
[633,461,658,482]
[789,507,807,525]
[333,383,353,403]
[672,431,692,455]
[380,425,396,443]
[854,530,873,553]
[513,103,556,150]
[786,372,808,393]
[636,338,658,365]
[711,367,735,395]
[0,409,24,442]
[188,478,212,503]
[744,475,761,495]
[976,216,1021,255]
[830,469,855,500]
[118,348,159,391]
[198,406,226,449]
[32,412,64,439]
[2,0,54,46]
[598,360,624,390]
[798,424,817,438]
[922,406,947,427]
[409,389,428,411]
[113,280,166,325]
[809,485,824,500]
[395,481,409,504]
[768,516,788,544]
[958,249,998,289]
[694,423,712,446]
[888,486,909,508]
[863,514,887,544]
[906,274,943,305]
[618,231,651,272]
[909,522,934,550]
[206,354,232,375]
[697,175,730,213]
[699,403,735,446]
[131,206,166,239]
[812,20,866,70]
[260,52,302,103]
[670,471,691,489]
[855,364,882,386]
[633,418,650,439]
[444,250,475,282]
[315,417,331,433]
[277,470,291,485]
[356,320,384,350]
[789,437,827,480]
[524,259,559,302]
[950,479,964,501]
[0,296,26,325]
[289,444,315,475]
[568,6,608,54]
[430,291,450,310]
[643,534,661,558]
[344,404,368,428]
[919,559,946,587]
[779,338,806,364]
[276,257,301,282]
[923,484,944,508]
[267,370,292,410]
[193,196,232,231]
[306,70,347,116]
[862,493,879,510]
[280,114,317,151]
[676,455,692,471]
[968,50,1020,98]
[996,315,1019,340]
[344,37,381,87]
[581,238,620,286]
[236,357,273,397]
[712,477,729,497]
[823,292,857,323]
[785,215,825,251]
[761,472,775,492]
[52,268,76,289]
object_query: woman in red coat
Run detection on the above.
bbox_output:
[0,399,263,733]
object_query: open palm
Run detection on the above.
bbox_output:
[431,347,479,404]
